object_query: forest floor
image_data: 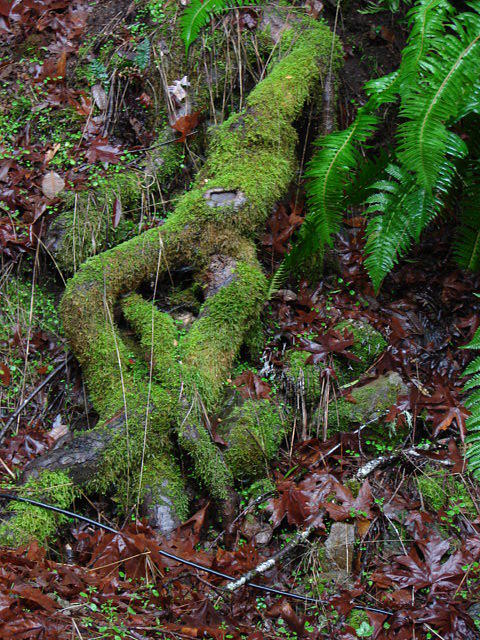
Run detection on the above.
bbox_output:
[1,1,480,639]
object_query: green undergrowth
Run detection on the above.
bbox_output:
[0,273,61,411]
[417,465,477,517]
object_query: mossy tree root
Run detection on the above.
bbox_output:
[2,20,342,546]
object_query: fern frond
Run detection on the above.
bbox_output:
[267,262,288,300]
[400,0,453,80]
[180,0,257,54]
[365,0,452,108]
[464,329,480,479]
[363,165,440,290]
[397,5,480,191]
[454,161,480,271]
[288,109,378,265]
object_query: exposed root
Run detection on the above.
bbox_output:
[1,20,343,546]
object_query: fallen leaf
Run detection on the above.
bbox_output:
[172,111,200,144]
[0,362,11,386]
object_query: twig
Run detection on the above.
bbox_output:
[225,524,315,593]
[355,442,449,481]
[0,355,72,446]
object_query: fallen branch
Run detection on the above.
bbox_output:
[225,523,316,593]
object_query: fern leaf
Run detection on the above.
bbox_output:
[181,0,256,54]
[454,166,480,271]
[363,165,439,290]
[463,328,480,479]
[397,5,480,191]
[267,262,288,300]
[365,0,452,108]
[288,109,378,265]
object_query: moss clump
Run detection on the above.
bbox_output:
[53,169,141,274]
[334,319,386,380]
[181,261,267,409]
[417,465,477,516]
[0,471,75,546]
[284,349,323,405]
[224,400,285,481]
[329,372,407,437]
[284,321,387,406]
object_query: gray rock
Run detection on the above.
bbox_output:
[324,522,356,574]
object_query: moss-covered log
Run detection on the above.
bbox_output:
[1,19,342,546]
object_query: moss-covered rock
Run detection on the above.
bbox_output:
[0,470,75,546]
[334,319,386,380]
[329,371,407,437]
[224,399,285,481]
[284,320,387,405]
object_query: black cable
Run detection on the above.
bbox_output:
[0,492,392,616]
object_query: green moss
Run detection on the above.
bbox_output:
[417,465,477,516]
[54,169,141,273]
[285,349,323,405]
[124,453,189,521]
[122,292,181,390]
[224,400,285,481]
[169,283,202,313]
[284,321,386,405]
[0,471,75,546]
[334,319,386,380]
[181,261,267,409]
[329,372,406,437]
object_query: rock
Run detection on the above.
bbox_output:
[240,514,273,546]
[334,319,386,381]
[275,289,297,302]
[324,522,355,574]
[283,320,387,406]
[329,371,408,436]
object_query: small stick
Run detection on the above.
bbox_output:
[0,355,72,445]
[225,523,315,593]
